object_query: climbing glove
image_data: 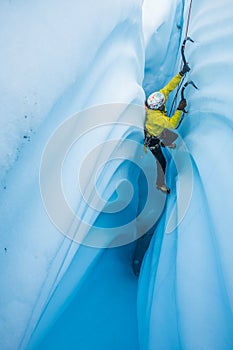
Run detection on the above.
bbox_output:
[177,99,187,110]
[180,63,190,76]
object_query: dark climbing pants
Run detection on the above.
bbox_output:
[148,138,166,186]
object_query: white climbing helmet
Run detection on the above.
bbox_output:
[147,91,165,110]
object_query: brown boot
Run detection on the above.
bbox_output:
[156,183,170,194]
[167,143,176,149]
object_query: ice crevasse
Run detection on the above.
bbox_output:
[0,0,233,349]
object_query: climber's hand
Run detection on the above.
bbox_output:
[177,99,187,110]
[180,63,190,76]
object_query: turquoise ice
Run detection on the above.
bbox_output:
[0,0,233,349]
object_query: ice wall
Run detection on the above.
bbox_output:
[1,0,233,349]
[138,0,233,349]
[0,1,146,349]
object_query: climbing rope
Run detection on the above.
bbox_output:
[184,0,193,40]
[168,0,194,117]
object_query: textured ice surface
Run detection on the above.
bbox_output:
[0,0,233,349]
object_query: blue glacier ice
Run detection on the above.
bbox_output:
[0,0,233,349]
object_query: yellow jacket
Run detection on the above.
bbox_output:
[145,73,183,137]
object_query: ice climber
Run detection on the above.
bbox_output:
[144,63,190,194]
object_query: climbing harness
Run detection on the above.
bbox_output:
[144,130,160,153]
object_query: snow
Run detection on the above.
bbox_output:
[0,0,233,349]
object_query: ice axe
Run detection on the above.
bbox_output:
[181,36,194,68]
[181,80,198,113]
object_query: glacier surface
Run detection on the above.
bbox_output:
[0,0,233,349]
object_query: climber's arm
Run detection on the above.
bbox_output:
[160,73,183,100]
[159,109,183,129]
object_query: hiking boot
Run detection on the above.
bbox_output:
[167,143,176,149]
[156,184,170,194]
